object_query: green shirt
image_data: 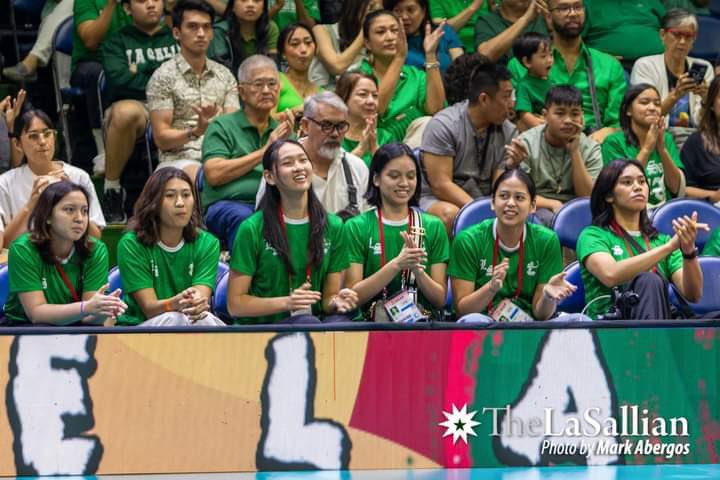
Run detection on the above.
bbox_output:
[276,72,318,113]
[601,131,684,209]
[430,0,490,52]
[229,211,348,324]
[359,60,428,143]
[201,110,278,209]
[208,19,279,71]
[515,74,551,115]
[72,0,131,70]
[345,208,450,314]
[268,0,320,31]
[702,228,720,256]
[5,234,109,324]
[116,230,220,325]
[577,225,683,319]
[474,11,548,65]
[341,130,393,167]
[447,219,563,316]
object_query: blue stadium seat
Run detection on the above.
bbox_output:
[217,261,229,283]
[0,264,9,313]
[550,197,592,250]
[108,266,123,296]
[710,0,720,19]
[650,198,720,251]
[690,16,720,61]
[557,261,585,314]
[452,198,494,237]
[214,271,230,320]
[668,256,720,316]
[9,0,48,65]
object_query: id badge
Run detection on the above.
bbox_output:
[491,299,534,323]
[384,289,426,323]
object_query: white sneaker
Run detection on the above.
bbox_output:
[93,153,106,176]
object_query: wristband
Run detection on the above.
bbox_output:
[425,61,440,70]
[682,248,699,260]
[163,299,174,312]
[80,301,85,316]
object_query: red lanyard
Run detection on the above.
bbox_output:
[278,205,312,291]
[488,228,525,313]
[609,220,657,274]
[54,263,80,302]
[377,208,413,298]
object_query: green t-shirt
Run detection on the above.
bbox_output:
[229,211,348,324]
[201,110,279,209]
[276,72,315,113]
[702,228,720,256]
[601,131,684,209]
[474,11,548,65]
[5,234,109,324]
[577,225,683,319]
[208,20,280,71]
[429,0,490,52]
[341,129,393,167]
[515,74,551,115]
[116,230,220,325]
[72,0,132,70]
[344,208,450,314]
[268,0,320,31]
[447,219,563,317]
[359,60,429,143]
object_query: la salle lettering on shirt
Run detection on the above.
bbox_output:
[125,45,179,65]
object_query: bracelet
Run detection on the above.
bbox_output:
[682,248,699,260]
[425,61,440,70]
[163,299,174,312]
[80,301,85,316]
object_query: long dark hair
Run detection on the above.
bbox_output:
[620,83,660,148]
[28,181,93,264]
[258,140,327,275]
[128,168,203,246]
[223,0,271,73]
[492,168,537,202]
[13,109,56,164]
[700,76,720,155]
[590,159,657,238]
[278,23,316,65]
[338,0,378,50]
[383,0,431,37]
[365,143,421,207]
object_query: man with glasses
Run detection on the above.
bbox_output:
[201,55,294,249]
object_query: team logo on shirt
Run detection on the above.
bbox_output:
[612,245,624,257]
[369,239,381,256]
[479,259,492,276]
[42,276,47,290]
[324,239,331,255]
[527,261,538,277]
[264,241,279,256]
[151,259,159,278]
[189,262,194,277]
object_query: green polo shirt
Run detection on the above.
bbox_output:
[359,60,428,143]
[474,11,548,65]
[584,0,666,61]
[201,110,278,209]
[72,0,131,70]
[515,74,551,115]
[430,0,490,52]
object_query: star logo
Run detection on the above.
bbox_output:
[438,403,481,445]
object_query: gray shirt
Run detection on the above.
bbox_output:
[519,124,603,202]
[421,100,517,199]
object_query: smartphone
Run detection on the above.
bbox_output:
[688,62,709,84]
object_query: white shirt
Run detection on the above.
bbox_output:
[0,162,107,230]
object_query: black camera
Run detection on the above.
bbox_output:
[598,288,639,320]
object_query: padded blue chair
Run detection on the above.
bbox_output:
[9,0,48,64]
[550,197,592,250]
[108,266,123,296]
[668,256,720,316]
[711,0,720,17]
[217,261,229,283]
[0,264,10,313]
[651,198,720,251]
[213,271,230,319]
[690,16,720,61]
[452,198,494,237]
[557,261,585,314]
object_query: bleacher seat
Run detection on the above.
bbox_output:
[9,0,47,65]
[52,17,84,162]
[710,0,720,18]
[452,198,494,237]
[690,16,720,61]
[108,265,123,296]
[550,197,592,250]
[557,261,585,314]
[650,198,720,251]
[214,271,230,320]
[0,264,9,313]
[668,256,720,316]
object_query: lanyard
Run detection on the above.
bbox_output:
[54,263,80,302]
[609,220,657,274]
[488,228,525,313]
[278,205,312,293]
[377,208,413,299]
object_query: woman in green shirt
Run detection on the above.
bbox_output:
[577,159,704,320]
[602,84,685,210]
[117,168,225,326]
[5,181,125,326]
[227,139,357,324]
[345,143,449,322]
[276,23,322,115]
[449,169,579,323]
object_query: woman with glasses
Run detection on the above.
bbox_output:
[0,109,106,248]
[630,9,714,147]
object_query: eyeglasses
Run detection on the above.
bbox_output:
[242,79,280,91]
[665,29,697,41]
[550,3,584,15]
[305,117,350,135]
[24,129,56,143]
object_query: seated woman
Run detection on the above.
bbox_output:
[0,109,105,247]
[682,77,720,205]
[276,23,322,115]
[344,143,448,321]
[602,84,686,210]
[4,181,125,326]
[449,169,579,323]
[577,159,705,320]
[359,10,446,147]
[630,9,713,148]
[209,0,279,73]
[385,0,463,73]
[335,71,391,166]
[117,168,225,326]
[227,139,357,324]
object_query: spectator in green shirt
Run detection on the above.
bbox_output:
[276,23,322,115]
[475,0,548,65]
[268,0,320,30]
[513,32,553,130]
[430,0,488,52]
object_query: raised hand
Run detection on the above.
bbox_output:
[656,116,667,152]
[542,272,577,303]
[672,211,710,255]
[504,138,529,169]
[82,283,128,324]
[332,288,359,314]
[191,102,220,136]
[423,21,446,57]
[489,258,509,294]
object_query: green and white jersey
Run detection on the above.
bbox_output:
[577,225,683,319]
[5,233,109,324]
[116,230,220,325]
[448,219,563,316]
[344,208,449,314]
[230,211,348,324]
